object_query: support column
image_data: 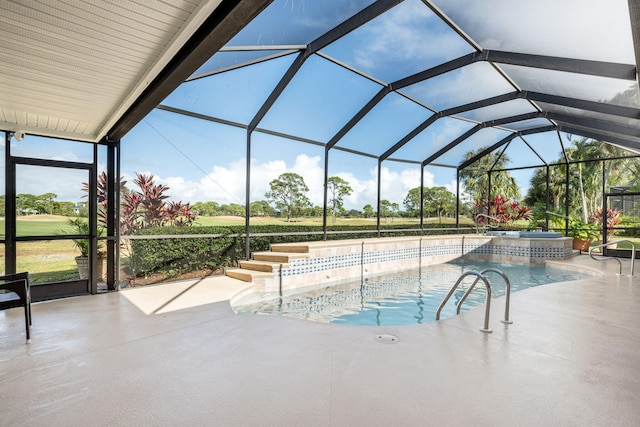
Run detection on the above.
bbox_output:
[545,165,550,231]
[106,140,117,290]
[5,132,16,274]
[376,159,382,237]
[455,169,460,230]
[322,147,329,240]
[419,166,424,233]
[245,130,252,260]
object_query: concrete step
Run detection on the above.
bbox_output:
[270,244,310,253]
[252,251,310,263]
[225,268,274,282]
[239,260,288,272]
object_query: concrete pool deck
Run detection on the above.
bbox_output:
[1,255,639,426]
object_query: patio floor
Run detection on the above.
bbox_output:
[1,255,639,426]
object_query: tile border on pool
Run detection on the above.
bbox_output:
[250,235,575,293]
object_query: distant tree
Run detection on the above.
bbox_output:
[265,173,311,222]
[424,186,456,223]
[380,200,398,221]
[0,195,5,215]
[192,201,220,216]
[36,192,57,215]
[346,209,362,218]
[54,201,75,216]
[16,193,37,215]
[327,176,353,224]
[249,201,264,217]
[222,203,245,216]
[403,187,427,217]
[362,204,375,218]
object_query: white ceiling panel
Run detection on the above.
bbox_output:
[0,0,223,142]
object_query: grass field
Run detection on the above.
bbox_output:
[3,214,639,283]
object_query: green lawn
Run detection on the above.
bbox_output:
[5,214,637,283]
[193,215,460,227]
[0,214,76,238]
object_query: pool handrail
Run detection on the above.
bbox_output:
[475,214,501,234]
[456,268,512,324]
[436,270,493,333]
[588,240,635,276]
[545,211,569,220]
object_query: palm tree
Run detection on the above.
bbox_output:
[565,139,608,222]
[460,147,520,203]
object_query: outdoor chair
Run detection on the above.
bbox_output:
[0,272,32,342]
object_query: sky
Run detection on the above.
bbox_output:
[3,0,636,211]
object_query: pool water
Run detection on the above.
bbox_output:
[232,260,591,326]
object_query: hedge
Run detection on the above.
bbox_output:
[127,223,468,278]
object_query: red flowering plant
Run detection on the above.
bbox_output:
[589,207,622,239]
[473,195,532,227]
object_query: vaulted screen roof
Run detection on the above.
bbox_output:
[2,0,640,170]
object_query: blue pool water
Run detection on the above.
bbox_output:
[232,260,591,326]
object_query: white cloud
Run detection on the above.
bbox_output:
[122,155,458,211]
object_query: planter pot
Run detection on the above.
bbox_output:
[75,256,106,280]
[572,237,593,252]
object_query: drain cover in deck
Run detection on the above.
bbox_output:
[374,334,400,344]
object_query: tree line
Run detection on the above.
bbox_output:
[189,172,461,222]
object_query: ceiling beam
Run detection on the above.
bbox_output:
[392,52,479,89]
[525,91,640,119]
[379,113,441,161]
[458,125,555,170]
[248,0,399,132]
[546,112,640,138]
[422,124,482,166]
[440,91,521,117]
[558,124,640,151]
[326,87,391,150]
[108,0,273,140]
[629,0,640,83]
[485,50,636,80]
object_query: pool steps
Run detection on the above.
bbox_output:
[226,250,309,282]
[224,236,577,289]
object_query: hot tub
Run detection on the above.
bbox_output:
[519,231,563,238]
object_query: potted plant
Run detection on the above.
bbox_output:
[567,219,599,251]
[69,218,106,280]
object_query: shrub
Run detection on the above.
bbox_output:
[126,223,462,278]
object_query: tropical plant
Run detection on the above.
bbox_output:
[120,173,196,233]
[68,217,104,257]
[589,207,622,239]
[567,219,599,240]
[84,172,196,235]
[473,195,532,226]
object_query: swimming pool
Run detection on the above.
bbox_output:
[231,260,592,326]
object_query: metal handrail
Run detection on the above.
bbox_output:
[545,211,569,220]
[475,214,501,234]
[456,268,512,324]
[588,240,636,276]
[436,271,493,333]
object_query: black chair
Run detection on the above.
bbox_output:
[0,272,32,342]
